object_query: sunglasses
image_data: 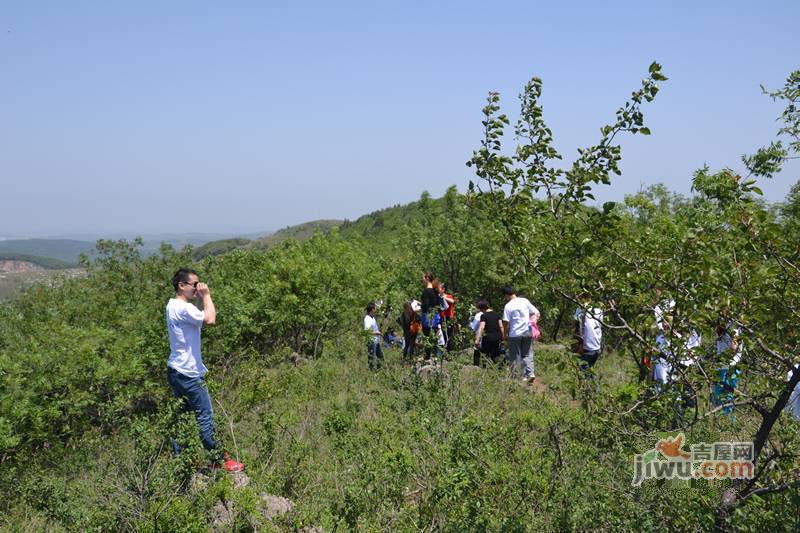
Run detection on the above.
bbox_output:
[181,281,200,288]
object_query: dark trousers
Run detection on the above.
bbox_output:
[421,325,441,358]
[367,339,384,370]
[167,367,220,458]
[473,337,502,367]
[579,350,601,372]
[403,332,417,358]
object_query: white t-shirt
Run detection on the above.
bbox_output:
[653,334,672,383]
[574,307,603,352]
[679,330,702,366]
[716,323,743,366]
[364,314,379,335]
[786,365,800,421]
[654,299,675,331]
[503,297,539,338]
[166,298,207,378]
[653,331,701,383]
[470,312,483,333]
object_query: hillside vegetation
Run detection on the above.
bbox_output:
[1,66,799,531]
[0,252,76,270]
[248,220,343,250]
[0,239,93,264]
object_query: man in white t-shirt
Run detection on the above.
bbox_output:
[786,365,800,422]
[364,302,383,370]
[653,326,701,388]
[653,288,675,332]
[166,268,243,472]
[502,286,539,383]
[573,293,603,377]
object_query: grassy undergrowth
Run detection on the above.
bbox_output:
[5,339,796,531]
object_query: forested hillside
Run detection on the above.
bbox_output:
[1,66,798,531]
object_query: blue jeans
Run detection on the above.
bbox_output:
[579,350,601,373]
[367,338,384,370]
[168,367,220,457]
[712,366,740,415]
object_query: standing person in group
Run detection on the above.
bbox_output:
[573,293,603,379]
[653,288,676,332]
[469,303,484,335]
[364,302,384,370]
[786,364,800,422]
[398,301,420,361]
[653,322,702,419]
[438,283,456,352]
[166,268,244,472]
[501,286,539,383]
[473,300,504,367]
[712,315,743,415]
[420,272,443,358]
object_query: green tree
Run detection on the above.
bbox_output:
[468,66,800,528]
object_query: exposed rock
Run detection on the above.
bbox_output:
[415,360,451,380]
[232,471,250,488]
[210,500,234,530]
[260,494,295,520]
[190,472,210,493]
[459,365,482,378]
[289,352,310,366]
[0,260,46,273]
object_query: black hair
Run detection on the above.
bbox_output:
[477,299,490,311]
[501,286,517,296]
[172,268,199,291]
[366,302,376,314]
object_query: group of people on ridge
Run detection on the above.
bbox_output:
[365,275,544,384]
[163,267,800,476]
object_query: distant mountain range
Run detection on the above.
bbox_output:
[0,231,272,266]
[0,197,446,268]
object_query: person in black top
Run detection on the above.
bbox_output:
[473,300,504,366]
[420,272,443,358]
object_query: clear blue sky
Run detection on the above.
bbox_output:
[1,1,798,237]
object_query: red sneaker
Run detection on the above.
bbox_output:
[211,452,245,473]
[224,452,244,472]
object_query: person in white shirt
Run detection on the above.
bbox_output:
[166,268,243,472]
[573,293,604,377]
[653,328,701,381]
[712,317,743,415]
[653,289,675,332]
[786,365,800,422]
[364,302,383,370]
[653,323,702,422]
[502,286,540,383]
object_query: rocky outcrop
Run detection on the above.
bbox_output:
[197,471,320,531]
[0,260,46,273]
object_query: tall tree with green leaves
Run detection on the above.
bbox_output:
[468,65,800,528]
